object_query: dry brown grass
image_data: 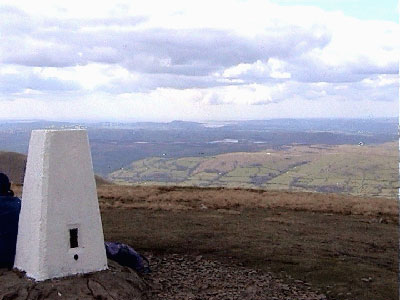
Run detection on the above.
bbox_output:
[11,175,110,197]
[13,182,397,221]
[98,185,398,222]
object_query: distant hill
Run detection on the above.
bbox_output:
[0,119,396,175]
[94,174,112,186]
[0,151,26,184]
[0,151,111,186]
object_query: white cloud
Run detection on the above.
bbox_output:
[37,64,138,90]
[0,0,397,120]
[222,59,291,81]
[361,74,398,88]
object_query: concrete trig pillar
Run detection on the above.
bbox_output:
[14,129,108,281]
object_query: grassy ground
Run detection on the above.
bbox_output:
[98,185,398,300]
[11,182,398,299]
[97,185,397,219]
[109,142,398,199]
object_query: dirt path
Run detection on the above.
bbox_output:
[102,206,398,300]
[0,255,327,300]
[144,252,327,300]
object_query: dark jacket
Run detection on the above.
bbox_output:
[0,196,21,268]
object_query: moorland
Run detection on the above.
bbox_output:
[9,184,397,300]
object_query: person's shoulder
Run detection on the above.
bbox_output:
[0,196,21,205]
[12,197,21,205]
[12,196,21,203]
[0,195,20,199]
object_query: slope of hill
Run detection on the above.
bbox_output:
[0,152,110,187]
[94,174,113,186]
[0,151,26,184]
[109,142,398,199]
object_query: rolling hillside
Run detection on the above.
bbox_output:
[2,141,397,199]
[109,142,398,199]
[0,151,26,184]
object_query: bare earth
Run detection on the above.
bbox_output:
[0,255,327,300]
[145,252,327,300]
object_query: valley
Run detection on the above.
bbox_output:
[110,142,398,199]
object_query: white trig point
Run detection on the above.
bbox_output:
[14,129,108,281]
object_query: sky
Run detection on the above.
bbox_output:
[0,0,398,121]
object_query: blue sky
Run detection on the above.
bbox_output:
[272,0,398,22]
[0,0,398,121]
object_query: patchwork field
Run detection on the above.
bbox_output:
[109,142,398,199]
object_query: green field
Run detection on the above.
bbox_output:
[109,142,398,198]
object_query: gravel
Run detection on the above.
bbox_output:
[144,252,327,300]
[0,253,327,300]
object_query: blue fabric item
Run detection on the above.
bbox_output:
[105,242,150,274]
[0,196,21,269]
[0,173,12,196]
